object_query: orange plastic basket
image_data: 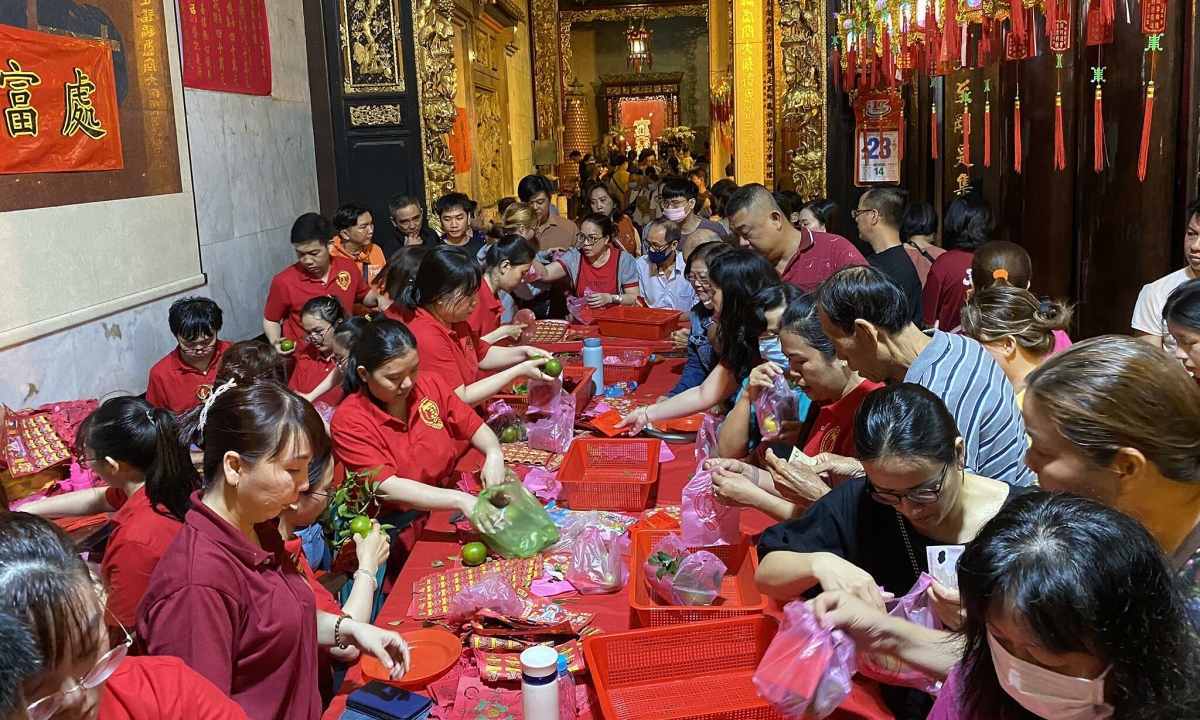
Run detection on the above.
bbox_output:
[583,615,783,720]
[556,438,661,511]
[595,306,682,341]
[630,530,768,627]
[489,366,595,416]
[564,345,653,385]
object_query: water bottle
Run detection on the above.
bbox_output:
[557,653,577,719]
[582,337,604,394]
[520,646,561,720]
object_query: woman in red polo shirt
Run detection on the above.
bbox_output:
[19,399,200,628]
[290,296,351,408]
[0,513,251,720]
[138,382,409,720]
[330,319,507,525]
[402,246,552,406]
[469,235,537,344]
[379,245,429,325]
[532,213,640,310]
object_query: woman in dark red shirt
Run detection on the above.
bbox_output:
[401,246,552,406]
[138,382,409,720]
[468,235,538,344]
[19,398,200,630]
[922,192,995,332]
[0,513,251,720]
[532,213,640,310]
[289,296,350,408]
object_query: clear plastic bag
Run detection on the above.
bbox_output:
[527,392,576,453]
[643,533,727,606]
[471,482,560,558]
[566,526,629,594]
[447,573,524,623]
[753,600,857,720]
[694,413,719,465]
[567,295,598,325]
[485,399,525,442]
[754,374,800,441]
[681,468,741,547]
[858,573,944,693]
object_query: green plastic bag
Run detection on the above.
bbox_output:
[471,482,560,558]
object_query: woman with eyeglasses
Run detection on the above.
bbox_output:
[661,241,735,400]
[586,181,641,257]
[288,296,351,408]
[140,382,409,720]
[531,213,640,310]
[0,512,251,720]
[18,398,200,632]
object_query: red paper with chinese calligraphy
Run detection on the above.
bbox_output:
[0,25,122,175]
[180,0,272,96]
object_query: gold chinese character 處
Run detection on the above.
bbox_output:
[61,67,106,139]
[0,59,42,138]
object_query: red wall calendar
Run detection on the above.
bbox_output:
[853,92,905,186]
[180,0,271,95]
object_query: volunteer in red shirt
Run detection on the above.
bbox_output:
[138,381,409,720]
[0,512,251,720]
[263,213,389,357]
[330,319,508,558]
[289,296,352,409]
[532,213,641,310]
[470,235,537,343]
[331,202,387,286]
[923,191,994,332]
[401,246,552,406]
[146,297,231,413]
[379,245,429,324]
[725,183,866,292]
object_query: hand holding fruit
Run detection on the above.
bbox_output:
[276,338,296,356]
[518,356,554,381]
[352,519,390,570]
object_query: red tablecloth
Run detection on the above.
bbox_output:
[323,341,894,719]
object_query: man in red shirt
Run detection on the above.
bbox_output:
[726,183,866,291]
[263,213,390,355]
[145,297,231,413]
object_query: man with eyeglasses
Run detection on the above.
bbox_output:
[636,219,696,311]
[653,176,729,247]
[854,187,924,326]
[145,297,232,414]
[726,183,865,292]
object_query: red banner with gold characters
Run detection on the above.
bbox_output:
[0,24,123,175]
[181,0,272,95]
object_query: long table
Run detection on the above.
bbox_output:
[324,348,894,719]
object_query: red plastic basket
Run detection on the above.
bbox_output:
[489,366,595,416]
[563,345,653,385]
[595,306,682,341]
[583,615,783,720]
[630,530,768,627]
[556,438,661,511]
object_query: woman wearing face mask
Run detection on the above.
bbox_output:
[587,182,640,256]
[662,242,735,400]
[138,382,410,720]
[289,296,351,408]
[468,236,538,344]
[1022,336,1200,626]
[403,245,551,406]
[706,291,882,520]
[19,398,201,631]
[618,250,781,433]
[532,213,640,310]
[1,513,252,720]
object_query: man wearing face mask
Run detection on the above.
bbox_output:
[145,297,232,414]
[636,219,697,311]
[654,177,730,247]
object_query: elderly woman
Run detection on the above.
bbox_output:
[138,381,410,720]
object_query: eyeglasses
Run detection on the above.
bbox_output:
[27,620,133,720]
[849,208,878,221]
[865,463,951,506]
[661,199,690,210]
[575,233,607,247]
[178,334,217,355]
[77,455,101,471]
[304,326,330,343]
[646,240,675,253]
[685,272,711,286]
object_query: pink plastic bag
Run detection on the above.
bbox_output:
[447,573,524,623]
[858,573,944,693]
[680,469,741,547]
[643,533,727,606]
[753,601,857,720]
[694,413,719,465]
[515,309,538,344]
[527,377,563,415]
[566,526,629,594]
[485,400,525,442]
[567,295,598,325]
[522,468,562,503]
[527,393,576,453]
[754,374,800,441]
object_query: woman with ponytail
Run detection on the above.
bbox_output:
[961,286,1073,408]
[970,240,1073,356]
[469,235,537,343]
[20,397,201,628]
[289,295,351,408]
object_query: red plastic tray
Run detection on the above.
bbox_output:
[595,306,682,341]
[556,438,661,511]
[583,616,782,720]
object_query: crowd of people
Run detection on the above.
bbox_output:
[4,151,1200,720]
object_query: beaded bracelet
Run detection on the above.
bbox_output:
[354,568,379,591]
[334,614,352,650]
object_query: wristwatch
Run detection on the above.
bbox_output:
[609,293,621,305]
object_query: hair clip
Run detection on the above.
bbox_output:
[146,410,154,422]
[992,269,1010,281]
[1039,296,1053,314]
[198,379,237,434]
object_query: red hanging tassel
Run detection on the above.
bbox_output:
[980,18,993,65]
[1138,81,1156,181]
[832,44,842,93]
[883,25,895,92]
[1014,95,1023,174]
[946,0,961,60]
[931,102,939,159]
[984,100,992,166]
[1010,2,1027,51]
[962,108,971,167]
[845,47,856,91]
[1093,85,1105,172]
[899,106,906,160]
[860,37,870,89]
[1053,92,1066,171]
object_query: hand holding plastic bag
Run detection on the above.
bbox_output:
[680,469,741,547]
[470,482,560,558]
[566,526,629,594]
[447,573,524,623]
[753,601,856,719]
[754,374,799,441]
[857,573,944,693]
[694,413,719,465]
